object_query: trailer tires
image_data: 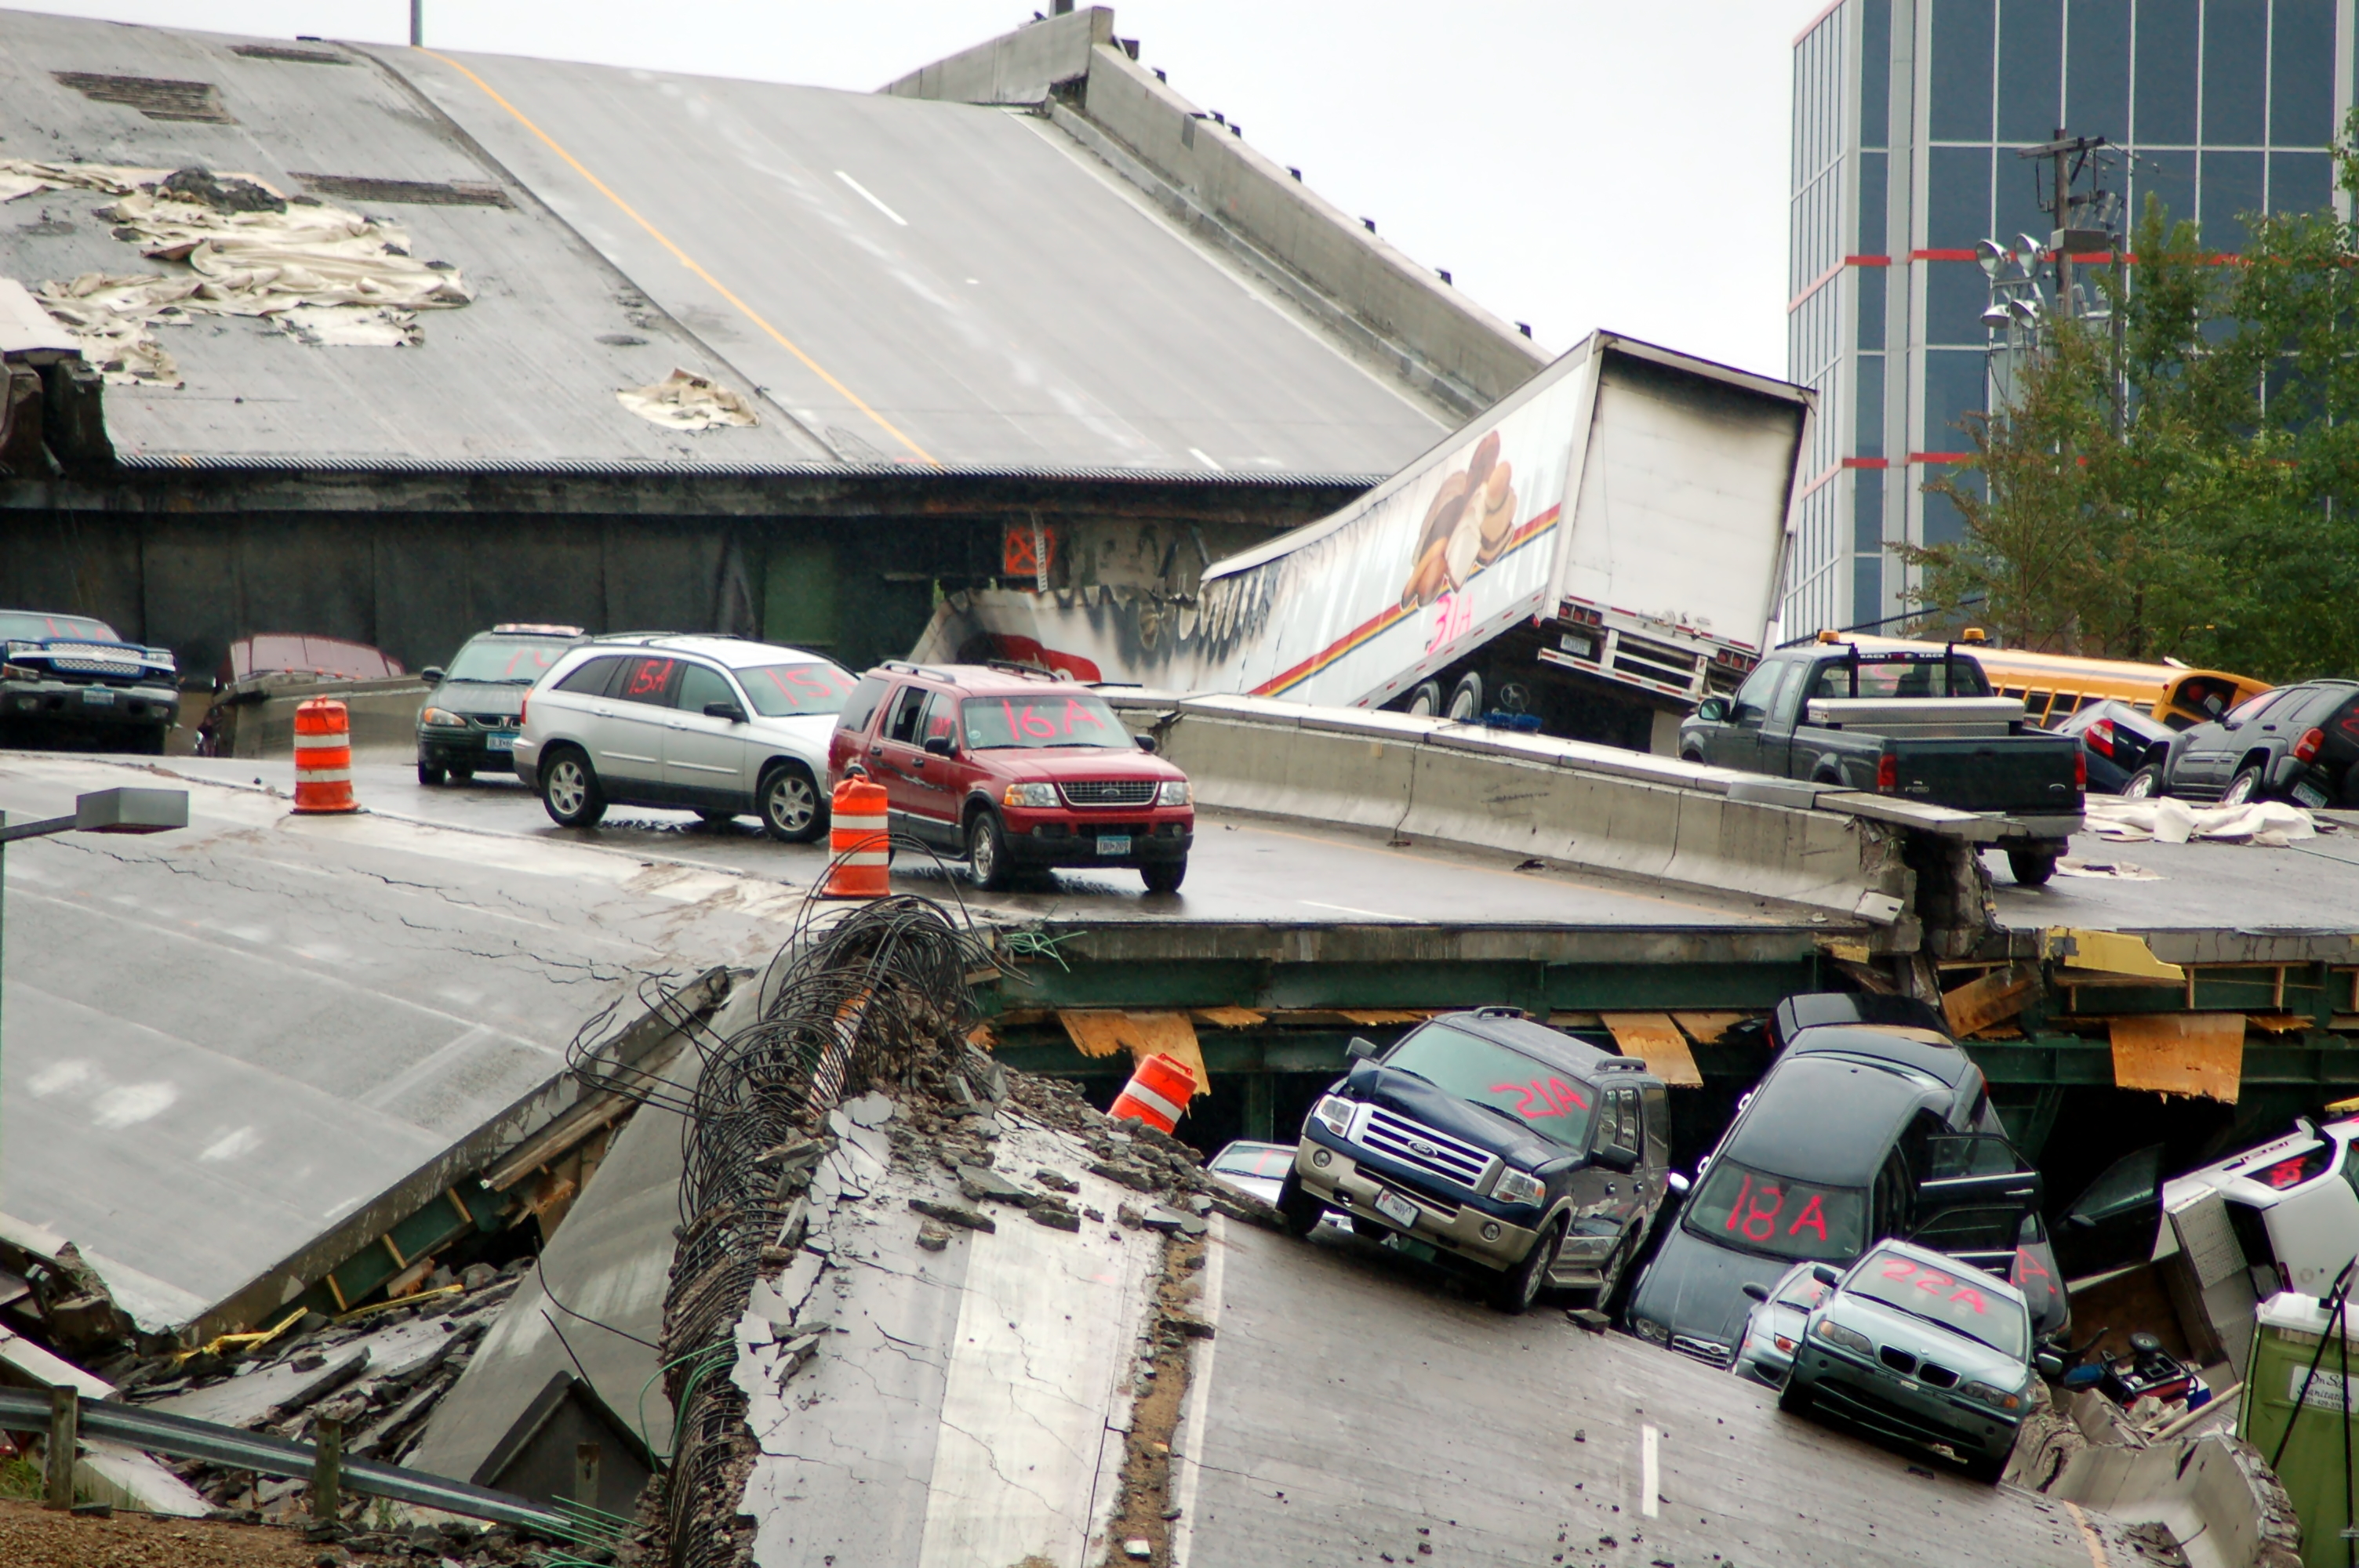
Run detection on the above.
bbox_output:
[1404,681,1444,718]
[1446,673,1485,722]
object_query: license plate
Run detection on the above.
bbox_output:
[1372,1189,1420,1230]
[2294,781,2328,808]
[1096,834,1132,856]
[485,732,517,753]
[82,687,115,706]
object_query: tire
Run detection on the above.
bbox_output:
[2341,765,2359,810]
[967,808,1015,891]
[1489,1216,1565,1314]
[539,746,606,829]
[1275,1167,1323,1239]
[1961,1452,2007,1486]
[1581,1226,1639,1311]
[2005,848,2059,887]
[1141,858,1187,895]
[1680,748,1707,768]
[2121,764,2164,799]
[758,762,825,843]
[1778,1379,1816,1417]
[2221,766,2265,806]
[417,760,446,786]
[1404,681,1444,718]
[1446,672,1486,723]
[138,726,169,757]
[696,808,739,829]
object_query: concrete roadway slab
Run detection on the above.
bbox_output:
[1987,823,2359,942]
[151,756,1805,934]
[0,753,800,1333]
[1177,1218,2139,1568]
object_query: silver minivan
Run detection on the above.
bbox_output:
[513,634,858,840]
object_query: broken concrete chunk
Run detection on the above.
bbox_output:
[845,1091,895,1128]
[1178,1214,1209,1237]
[1028,1207,1081,1232]
[954,1163,1030,1203]
[1034,1167,1080,1192]
[1186,1193,1215,1214]
[1083,1207,1106,1223]
[1124,1538,1153,1559]
[915,1221,951,1253]
[1116,1204,1143,1230]
[908,1198,995,1233]
[958,1112,1003,1141]
[1140,1207,1187,1234]
[1161,1312,1216,1340]
[1565,1308,1611,1333]
[1089,1160,1159,1193]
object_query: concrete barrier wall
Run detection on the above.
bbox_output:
[2046,1431,2303,1568]
[1139,695,1920,932]
[209,677,428,758]
[879,6,1109,105]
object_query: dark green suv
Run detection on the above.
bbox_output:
[416,625,585,785]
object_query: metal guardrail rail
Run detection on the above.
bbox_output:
[0,1388,572,1535]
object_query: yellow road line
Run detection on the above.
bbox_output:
[416,46,939,467]
[2060,1500,2110,1568]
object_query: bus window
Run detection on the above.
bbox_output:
[2168,674,2252,728]
[2025,691,2055,723]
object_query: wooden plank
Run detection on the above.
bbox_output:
[2247,1013,2311,1035]
[1193,1006,1267,1029]
[1335,1009,1427,1025]
[1941,964,2038,1039]
[1057,1010,1209,1094]
[1670,1011,1749,1046]
[1600,1011,1702,1088]
[2110,1014,2245,1103]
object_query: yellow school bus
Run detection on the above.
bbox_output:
[1837,632,2270,729]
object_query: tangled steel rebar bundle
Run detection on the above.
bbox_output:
[612,891,996,1568]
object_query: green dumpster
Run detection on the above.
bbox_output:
[2241,1291,2359,1568]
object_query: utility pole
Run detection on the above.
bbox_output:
[2020,128,2110,322]
[410,0,423,47]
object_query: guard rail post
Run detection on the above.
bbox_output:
[44,1384,77,1510]
[312,1415,343,1523]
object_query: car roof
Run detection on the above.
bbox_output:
[862,660,1103,697]
[1725,1054,1939,1184]
[581,634,834,670]
[1854,1237,2026,1305]
[1413,1009,1659,1087]
[1784,1025,1972,1087]
[1771,992,1947,1047]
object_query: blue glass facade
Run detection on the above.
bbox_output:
[1784,0,2352,636]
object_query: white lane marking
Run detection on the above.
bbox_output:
[835,169,908,226]
[1187,446,1225,471]
[1299,899,1411,921]
[1169,1213,1227,1568]
[1641,1423,1660,1517]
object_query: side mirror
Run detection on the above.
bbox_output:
[1593,1144,1639,1175]
[923,735,953,756]
[1811,1264,1842,1288]
[420,666,445,686]
[1666,1171,1691,1196]
[1135,734,1159,754]
[2066,1213,2097,1230]
[1741,1282,1771,1303]
[1695,696,1728,723]
[2035,1352,2065,1378]
[706,702,747,724]
[1345,1036,1379,1062]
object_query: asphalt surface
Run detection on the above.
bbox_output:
[0,750,798,1334]
[1986,815,2359,933]
[149,753,1797,931]
[1175,1218,2138,1568]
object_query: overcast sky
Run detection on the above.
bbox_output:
[11,2,1829,378]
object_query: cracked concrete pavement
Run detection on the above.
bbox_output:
[0,753,807,1333]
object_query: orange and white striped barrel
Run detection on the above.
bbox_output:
[1109,1052,1198,1134]
[821,777,890,898]
[292,698,358,815]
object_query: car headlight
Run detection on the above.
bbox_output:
[1631,1316,1670,1345]
[421,707,468,728]
[1812,1319,1874,1355]
[1310,1094,1355,1139]
[1957,1380,2024,1411]
[1492,1167,1545,1206]
[1158,779,1192,807]
[1002,782,1057,808]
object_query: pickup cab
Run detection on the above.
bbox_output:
[1276,1007,1676,1314]
[1678,636,2085,885]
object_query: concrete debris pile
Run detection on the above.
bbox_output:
[6,162,474,385]
[614,369,758,431]
[114,1262,531,1517]
[632,894,1278,1568]
[2087,796,2332,848]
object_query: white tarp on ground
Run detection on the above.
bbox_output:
[2,163,472,385]
[2086,796,2330,848]
[614,368,759,430]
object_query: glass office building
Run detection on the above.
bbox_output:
[1785,0,2350,636]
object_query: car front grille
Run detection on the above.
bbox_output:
[1060,779,1158,807]
[467,712,521,728]
[1671,1335,1735,1368]
[45,656,146,679]
[1358,1106,1496,1191]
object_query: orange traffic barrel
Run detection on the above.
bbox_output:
[1110,1053,1197,1134]
[820,777,889,898]
[292,698,358,815]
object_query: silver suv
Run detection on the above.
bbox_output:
[514,635,858,840]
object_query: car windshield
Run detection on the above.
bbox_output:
[1812,655,1992,700]
[0,611,118,643]
[1847,1249,2027,1357]
[737,662,860,717]
[1381,1022,1598,1151]
[445,637,570,684]
[1211,1145,1293,1179]
[961,693,1131,750]
[1685,1158,1866,1262]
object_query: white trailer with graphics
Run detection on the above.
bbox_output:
[921,332,1813,752]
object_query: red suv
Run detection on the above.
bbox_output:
[827,662,1194,892]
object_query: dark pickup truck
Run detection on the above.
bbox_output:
[1678,637,2085,885]
[0,608,180,754]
